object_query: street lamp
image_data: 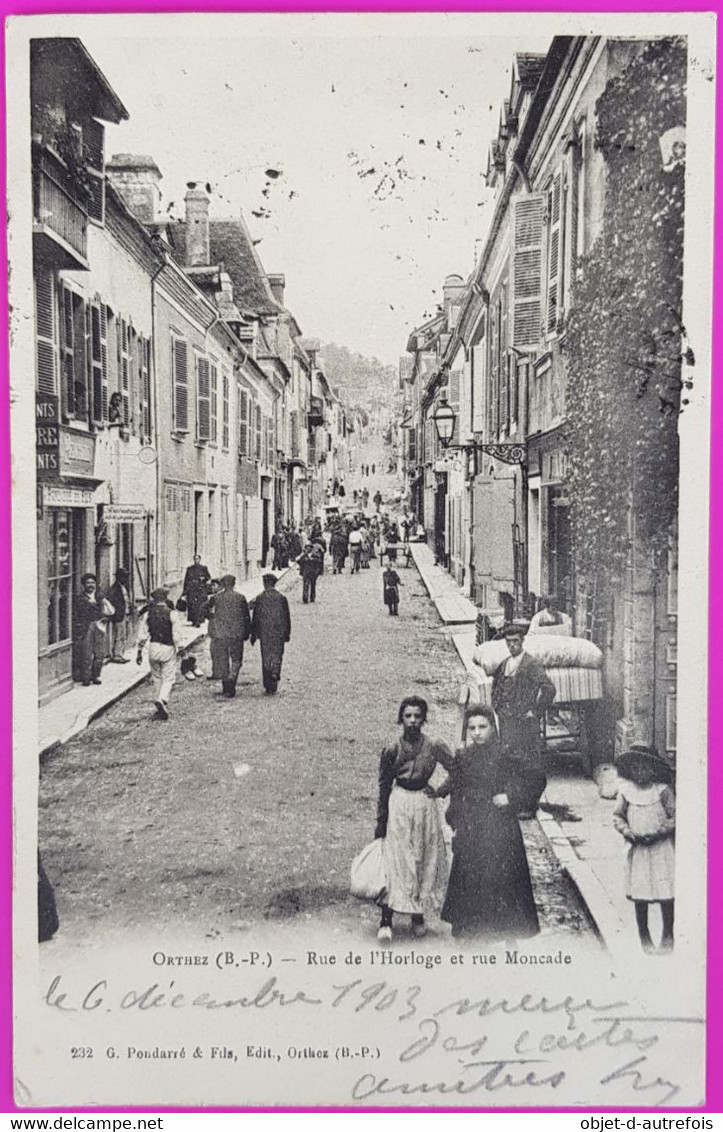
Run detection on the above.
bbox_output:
[431,395,526,466]
[432,397,456,448]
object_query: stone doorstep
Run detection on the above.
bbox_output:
[37,569,291,759]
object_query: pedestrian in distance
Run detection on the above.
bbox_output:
[181,555,211,628]
[107,568,133,663]
[72,573,113,686]
[250,574,291,695]
[211,575,252,698]
[440,705,540,942]
[298,543,322,603]
[349,526,364,574]
[375,697,453,944]
[372,463,376,475]
[613,743,675,953]
[373,490,383,513]
[491,624,556,819]
[136,587,182,720]
[382,566,403,615]
[330,525,348,573]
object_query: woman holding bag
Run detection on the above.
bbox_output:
[374,697,453,944]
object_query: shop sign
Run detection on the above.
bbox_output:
[103,503,147,524]
[36,394,60,476]
[43,485,95,507]
[59,429,96,479]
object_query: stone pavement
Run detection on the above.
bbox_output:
[37,568,289,758]
[412,553,636,960]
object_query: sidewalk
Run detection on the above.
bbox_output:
[38,569,289,759]
[412,549,632,959]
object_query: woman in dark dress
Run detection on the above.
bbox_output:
[441,705,540,941]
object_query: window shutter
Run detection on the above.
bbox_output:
[90,301,104,424]
[100,305,109,420]
[255,403,262,461]
[140,336,151,442]
[172,336,189,432]
[566,138,583,305]
[472,340,486,435]
[447,369,461,411]
[546,173,563,332]
[222,371,230,449]
[489,305,499,438]
[210,362,218,443]
[511,194,544,350]
[119,318,130,426]
[238,387,249,455]
[196,355,211,442]
[500,291,510,432]
[61,285,75,417]
[35,272,57,396]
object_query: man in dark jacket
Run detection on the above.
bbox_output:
[108,568,132,663]
[298,543,322,603]
[250,574,291,694]
[72,573,109,686]
[491,624,557,818]
[181,555,211,627]
[212,575,251,698]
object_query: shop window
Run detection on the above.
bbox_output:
[47,510,73,646]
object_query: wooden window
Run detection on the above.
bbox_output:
[82,118,105,224]
[35,271,57,397]
[488,305,499,438]
[222,371,230,450]
[546,171,563,333]
[210,361,218,444]
[510,194,544,350]
[238,386,249,456]
[60,285,88,420]
[172,335,189,433]
[46,509,73,646]
[196,354,211,442]
[566,126,585,304]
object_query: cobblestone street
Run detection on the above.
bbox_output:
[39,548,595,948]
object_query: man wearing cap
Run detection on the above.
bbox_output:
[72,573,113,686]
[211,575,252,698]
[491,624,557,818]
[250,574,291,695]
[136,588,182,720]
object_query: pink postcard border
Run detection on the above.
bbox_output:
[0,0,719,1114]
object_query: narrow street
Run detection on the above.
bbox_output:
[39,501,595,948]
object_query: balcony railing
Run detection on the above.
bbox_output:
[33,151,88,265]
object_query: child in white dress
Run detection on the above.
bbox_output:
[613,743,675,953]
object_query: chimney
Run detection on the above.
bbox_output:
[184,183,210,267]
[106,155,162,224]
[267,273,285,307]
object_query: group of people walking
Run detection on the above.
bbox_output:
[136,572,291,719]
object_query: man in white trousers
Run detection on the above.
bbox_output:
[136,588,182,720]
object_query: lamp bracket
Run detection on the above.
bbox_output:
[444,441,526,466]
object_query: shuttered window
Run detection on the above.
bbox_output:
[196,354,211,442]
[89,299,108,424]
[60,285,88,420]
[238,387,250,456]
[255,403,262,461]
[172,335,189,433]
[500,287,510,433]
[82,119,105,224]
[222,370,230,450]
[140,336,151,443]
[511,194,544,350]
[210,361,218,444]
[566,128,585,305]
[118,318,131,427]
[546,171,563,333]
[489,305,499,438]
[35,271,57,396]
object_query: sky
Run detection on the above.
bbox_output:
[76,16,551,368]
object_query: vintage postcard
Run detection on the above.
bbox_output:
[7,10,716,1109]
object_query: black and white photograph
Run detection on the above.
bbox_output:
[7,10,715,1108]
